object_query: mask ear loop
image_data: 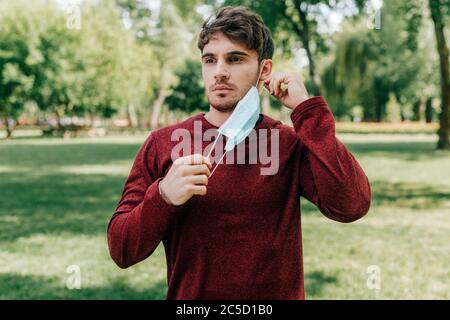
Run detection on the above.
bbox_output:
[209,150,227,178]
[206,133,221,159]
[205,132,224,179]
[206,133,228,179]
[255,59,265,88]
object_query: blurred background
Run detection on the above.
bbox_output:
[0,0,449,299]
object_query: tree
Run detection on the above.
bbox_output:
[321,0,432,122]
[75,1,158,128]
[28,3,83,130]
[0,0,158,137]
[116,0,192,129]
[428,0,450,149]
[165,59,209,114]
[0,0,48,138]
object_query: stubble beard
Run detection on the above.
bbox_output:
[207,92,239,112]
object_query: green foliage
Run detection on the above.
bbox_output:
[322,0,436,121]
[0,0,50,123]
[74,1,158,118]
[165,60,209,113]
[0,0,159,131]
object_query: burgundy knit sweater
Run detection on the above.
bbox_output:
[107,96,371,300]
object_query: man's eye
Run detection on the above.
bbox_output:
[204,58,215,64]
[229,57,242,62]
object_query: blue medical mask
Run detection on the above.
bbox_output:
[207,60,265,176]
[219,59,265,151]
[219,86,261,152]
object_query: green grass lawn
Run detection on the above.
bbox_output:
[0,133,449,299]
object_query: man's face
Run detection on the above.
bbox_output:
[201,32,262,112]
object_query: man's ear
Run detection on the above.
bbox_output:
[259,59,273,86]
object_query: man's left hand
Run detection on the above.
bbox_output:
[263,72,309,110]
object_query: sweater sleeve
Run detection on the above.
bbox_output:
[107,133,182,268]
[290,96,371,223]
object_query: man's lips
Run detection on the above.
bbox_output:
[212,85,233,91]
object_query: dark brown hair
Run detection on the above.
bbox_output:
[197,6,274,62]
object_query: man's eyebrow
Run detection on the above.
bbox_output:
[201,51,250,59]
[201,52,215,59]
[226,50,250,56]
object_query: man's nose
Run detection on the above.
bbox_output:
[214,61,230,82]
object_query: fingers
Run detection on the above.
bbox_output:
[274,74,288,97]
[274,75,287,97]
[190,185,207,196]
[265,74,279,96]
[186,174,208,186]
[183,164,211,177]
[264,73,291,97]
[264,77,274,95]
[175,154,212,169]
[272,75,279,96]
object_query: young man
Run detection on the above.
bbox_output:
[107,6,371,300]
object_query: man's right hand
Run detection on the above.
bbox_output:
[159,154,212,206]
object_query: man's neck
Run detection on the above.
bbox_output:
[204,106,233,127]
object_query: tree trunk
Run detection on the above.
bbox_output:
[127,102,138,128]
[292,0,321,96]
[280,1,321,96]
[54,110,62,130]
[164,104,170,126]
[429,0,450,149]
[425,97,433,123]
[413,96,423,121]
[3,116,15,139]
[150,88,166,130]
